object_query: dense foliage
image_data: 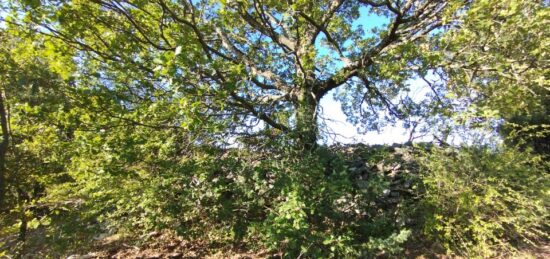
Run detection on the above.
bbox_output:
[0,0,548,258]
[419,146,549,257]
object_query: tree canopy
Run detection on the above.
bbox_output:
[5,0,467,148]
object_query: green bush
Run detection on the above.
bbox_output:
[247,146,413,258]
[40,137,414,257]
[418,146,549,257]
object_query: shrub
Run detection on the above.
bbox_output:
[418,146,549,257]
[46,138,415,257]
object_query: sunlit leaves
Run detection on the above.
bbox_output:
[439,0,548,119]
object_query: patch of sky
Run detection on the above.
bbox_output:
[316,6,422,145]
[316,7,486,146]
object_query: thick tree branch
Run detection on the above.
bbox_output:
[314,0,446,100]
[302,0,345,45]
[229,93,289,132]
[298,11,345,57]
[315,68,360,100]
[313,10,404,99]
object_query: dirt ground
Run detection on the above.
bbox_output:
[67,232,550,259]
[68,232,272,259]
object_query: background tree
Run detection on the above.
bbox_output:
[434,0,549,150]
[0,26,78,254]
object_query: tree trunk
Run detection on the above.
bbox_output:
[294,89,318,151]
[0,91,9,208]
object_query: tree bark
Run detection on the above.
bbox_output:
[0,91,9,208]
[294,88,318,151]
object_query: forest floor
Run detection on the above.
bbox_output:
[3,206,549,258]
[64,232,550,259]
[67,232,270,258]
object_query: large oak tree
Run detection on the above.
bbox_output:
[7,0,460,149]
